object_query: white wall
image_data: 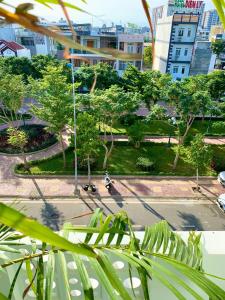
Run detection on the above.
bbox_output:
[153,16,173,73]
[170,63,190,80]
[171,44,193,61]
[17,48,31,58]
[173,24,197,43]
[2,48,15,57]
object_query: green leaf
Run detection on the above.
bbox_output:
[58,251,72,300]
[85,208,102,244]
[45,251,55,300]
[8,262,23,300]
[96,250,132,300]
[73,254,94,300]
[94,215,112,245]
[0,292,9,300]
[37,253,44,300]
[0,203,96,258]
[25,260,37,295]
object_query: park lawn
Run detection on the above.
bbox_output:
[16,142,220,176]
[100,119,225,136]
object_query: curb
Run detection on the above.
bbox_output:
[13,173,217,180]
[0,141,60,157]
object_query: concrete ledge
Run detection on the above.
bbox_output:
[13,172,217,180]
[0,142,59,157]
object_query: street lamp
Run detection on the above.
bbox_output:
[68,53,79,197]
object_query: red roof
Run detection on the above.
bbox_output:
[0,39,25,52]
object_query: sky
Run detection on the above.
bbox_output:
[5,0,215,26]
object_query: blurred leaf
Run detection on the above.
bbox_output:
[8,262,23,300]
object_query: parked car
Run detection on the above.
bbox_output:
[217,194,225,212]
[218,171,225,187]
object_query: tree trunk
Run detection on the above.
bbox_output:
[59,131,66,168]
[87,155,91,186]
[173,118,194,170]
[102,121,114,169]
[103,143,109,170]
[22,150,29,171]
[196,167,199,190]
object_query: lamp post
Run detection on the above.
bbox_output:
[68,53,79,196]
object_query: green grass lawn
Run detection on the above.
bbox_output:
[16,142,223,176]
[100,119,225,136]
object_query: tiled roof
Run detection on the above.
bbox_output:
[0,39,25,52]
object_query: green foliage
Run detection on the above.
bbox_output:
[77,112,101,159]
[7,127,28,150]
[136,157,154,171]
[0,72,26,124]
[74,62,120,91]
[207,71,225,101]
[143,45,152,68]
[0,206,225,300]
[127,121,145,148]
[30,65,73,134]
[145,104,167,122]
[183,134,212,171]
[211,39,225,56]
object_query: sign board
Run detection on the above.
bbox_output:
[174,0,204,9]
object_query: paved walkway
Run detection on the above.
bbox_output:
[0,120,225,200]
[102,135,225,145]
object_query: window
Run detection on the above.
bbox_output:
[119,61,126,70]
[119,42,124,51]
[135,61,141,70]
[178,28,184,36]
[187,28,191,37]
[175,48,181,56]
[173,66,179,73]
[184,48,188,56]
[127,43,134,53]
[181,66,185,74]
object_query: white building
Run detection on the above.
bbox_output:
[152,0,205,36]
[0,40,31,58]
[153,13,199,80]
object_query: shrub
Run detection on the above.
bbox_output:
[127,121,145,148]
[119,114,138,126]
[211,155,225,172]
[136,157,155,171]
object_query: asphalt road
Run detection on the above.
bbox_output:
[3,197,225,231]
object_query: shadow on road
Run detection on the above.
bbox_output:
[177,211,204,231]
[31,177,64,230]
[119,180,176,230]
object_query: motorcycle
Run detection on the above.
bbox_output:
[104,171,112,190]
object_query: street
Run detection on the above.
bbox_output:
[2,197,225,231]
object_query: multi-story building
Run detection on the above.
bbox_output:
[0,24,16,41]
[152,0,205,36]
[153,13,199,80]
[14,27,56,56]
[202,9,221,32]
[189,41,213,75]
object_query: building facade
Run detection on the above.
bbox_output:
[202,9,221,32]
[153,13,199,80]
[0,40,31,58]
[189,41,213,75]
[152,0,205,36]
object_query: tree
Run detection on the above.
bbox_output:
[167,80,212,169]
[207,70,225,101]
[143,45,152,69]
[74,62,120,91]
[90,85,141,169]
[31,54,71,80]
[145,104,167,122]
[127,121,145,148]
[7,127,29,169]
[183,134,212,189]
[30,66,73,168]
[0,205,225,300]
[0,72,26,126]
[0,56,35,81]
[122,67,171,110]
[211,40,225,56]
[77,113,100,185]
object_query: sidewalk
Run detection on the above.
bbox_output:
[0,177,224,199]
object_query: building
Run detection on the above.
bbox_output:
[153,13,199,80]
[209,25,225,42]
[190,41,213,75]
[0,24,16,41]
[0,40,31,58]
[152,0,205,36]
[116,34,144,76]
[202,9,221,32]
[196,28,210,41]
[15,27,56,56]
